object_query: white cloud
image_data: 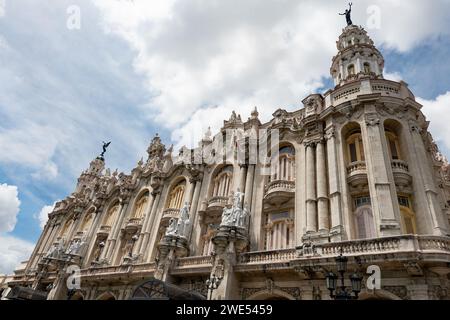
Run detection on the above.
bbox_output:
[92,0,450,148]
[0,235,34,275]
[0,184,20,233]
[35,203,56,230]
[384,71,403,82]
[31,161,58,181]
[419,92,450,154]
[0,0,5,18]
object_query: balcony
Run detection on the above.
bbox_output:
[124,217,143,232]
[97,225,111,237]
[326,79,411,109]
[391,159,412,186]
[346,161,368,188]
[73,231,86,240]
[234,235,450,274]
[161,208,180,224]
[207,196,229,211]
[264,180,295,205]
[171,255,213,275]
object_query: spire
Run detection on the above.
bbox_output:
[330,25,384,87]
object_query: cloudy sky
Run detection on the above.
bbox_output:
[1,0,450,274]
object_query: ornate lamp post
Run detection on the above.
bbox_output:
[205,274,223,300]
[326,252,363,300]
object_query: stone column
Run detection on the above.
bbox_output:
[316,141,330,232]
[102,201,129,262]
[142,192,162,262]
[325,125,344,241]
[28,222,53,271]
[361,110,401,236]
[305,142,317,233]
[295,143,306,246]
[188,179,202,246]
[244,165,255,208]
[408,122,449,235]
[135,194,156,256]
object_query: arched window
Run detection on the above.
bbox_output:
[80,210,94,233]
[133,192,149,219]
[59,219,73,239]
[398,196,416,234]
[363,62,371,74]
[264,212,294,250]
[271,146,295,182]
[385,132,401,160]
[212,166,233,197]
[201,226,218,256]
[354,196,375,239]
[346,133,365,163]
[103,203,119,227]
[348,64,355,76]
[166,180,186,209]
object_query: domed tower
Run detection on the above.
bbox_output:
[330,25,384,87]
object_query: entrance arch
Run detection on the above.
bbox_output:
[97,292,116,300]
[358,289,402,300]
[246,289,295,300]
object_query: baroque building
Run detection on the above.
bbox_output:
[7,24,450,300]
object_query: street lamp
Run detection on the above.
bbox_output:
[326,252,363,300]
[205,274,223,300]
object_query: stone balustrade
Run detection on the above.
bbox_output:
[207,196,229,210]
[161,208,180,223]
[347,161,367,175]
[97,225,111,236]
[264,180,295,195]
[237,235,450,266]
[391,159,409,173]
[326,79,408,108]
[238,248,296,264]
[175,255,213,268]
[80,262,156,278]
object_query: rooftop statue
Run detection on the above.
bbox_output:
[339,3,353,26]
[98,141,111,159]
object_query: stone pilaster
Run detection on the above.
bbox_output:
[325,125,345,241]
[135,193,156,257]
[305,142,317,233]
[210,226,249,300]
[407,121,449,236]
[316,141,330,232]
[361,109,401,236]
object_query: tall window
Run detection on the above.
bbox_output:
[354,196,375,239]
[80,210,94,233]
[201,225,218,256]
[264,212,294,250]
[212,166,233,197]
[398,196,416,234]
[347,133,365,163]
[363,62,371,74]
[385,132,401,160]
[271,146,295,182]
[348,64,355,76]
[59,219,73,239]
[166,180,186,209]
[133,192,149,219]
[103,204,119,227]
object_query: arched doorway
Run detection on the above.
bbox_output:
[246,289,295,300]
[97,292,116,300]
[130,278,205,300]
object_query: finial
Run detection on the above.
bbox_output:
[251,107,259,119]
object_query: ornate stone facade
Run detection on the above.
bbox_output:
[7,25,450,300]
